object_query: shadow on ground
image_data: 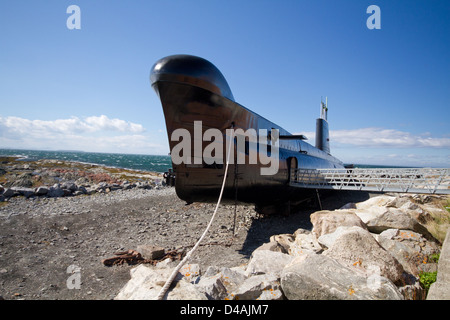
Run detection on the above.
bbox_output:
[238,190,374,258]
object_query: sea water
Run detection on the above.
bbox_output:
[0,149,172,173]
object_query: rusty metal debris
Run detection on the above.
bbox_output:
[102,249,184,267]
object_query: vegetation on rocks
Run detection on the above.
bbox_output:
[0,157,163,201]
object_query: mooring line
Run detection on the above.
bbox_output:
[156,128,235,300]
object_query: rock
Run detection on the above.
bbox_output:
[115,264,207,300]
[62,188,73,196]
[245,250,294,278]
[293,227,310,236]
[136,181,152,189]
[179,263,201,283]
[77,185,87,194]
[218,266,247,290]
[318,226,353,248]
[48,184,64,197]
[399,202,430,224]
[323,226,404,283]
[11,173,33,187]
[356,195,397,212]
[363,207,435,240]
[196,275,228,300]
[136,245,165,260]
[254,241,287,254]
[290,232,323,254]
[412,194,434,204]
[269,234,295,253]
[379,228,399,240]
[258,287,284,300]
[61,181,78,192]
[230,274,283,300]
[281,253,403,300]
[354,195,437,241]
[35,186,49,196]
[11,187,35,198]
[310,209,368,238]
[203,266,221,277]
[2,188,18,198]
[374,233,422,275]
[155,258,178,269]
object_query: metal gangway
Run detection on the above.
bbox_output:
[290,168,450,195]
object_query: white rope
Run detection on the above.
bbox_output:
[156,129,234,300]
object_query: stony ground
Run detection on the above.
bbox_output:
[0,182,369,300]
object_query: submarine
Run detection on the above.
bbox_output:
[150,54,344,213]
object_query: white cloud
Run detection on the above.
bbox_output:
[0,115,167,154]
[0,115,144,136]
[84,115,144,133]
[300,127,450,149]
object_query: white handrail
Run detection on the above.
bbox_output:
[290,168,450,194]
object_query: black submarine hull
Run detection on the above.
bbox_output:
[150,55,344,209]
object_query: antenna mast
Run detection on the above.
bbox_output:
[320,96,328,121]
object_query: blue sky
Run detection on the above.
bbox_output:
[0,0,449,167]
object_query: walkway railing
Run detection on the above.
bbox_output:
[290,168,450,194]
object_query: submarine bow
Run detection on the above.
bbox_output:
[151,54,235,102]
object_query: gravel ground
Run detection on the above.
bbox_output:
[0,185,369,300]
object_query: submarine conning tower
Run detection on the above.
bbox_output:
[315,97,330,154]
[150,54,235,102]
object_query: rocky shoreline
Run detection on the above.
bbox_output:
[0,157,448,300]
[0,157,165,202]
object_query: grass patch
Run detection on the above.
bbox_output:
[419,271,437,294]
[429,253,440,263]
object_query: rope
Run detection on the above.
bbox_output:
[156,128,235,300]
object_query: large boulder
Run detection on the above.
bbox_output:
[354,195,437,240]
[281,253,403,300]
[289,231,323,255]
[230,274,283,300]
[318,226,354,248]
[195,275,228,300]
[355,195,397,212]
[115,264,207,300]
[245,250,294,278]
[202,266,248,296]
[357,207,435,240]
[310,210,368,238]
[322,226,404,283]
[375,230,439,276]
